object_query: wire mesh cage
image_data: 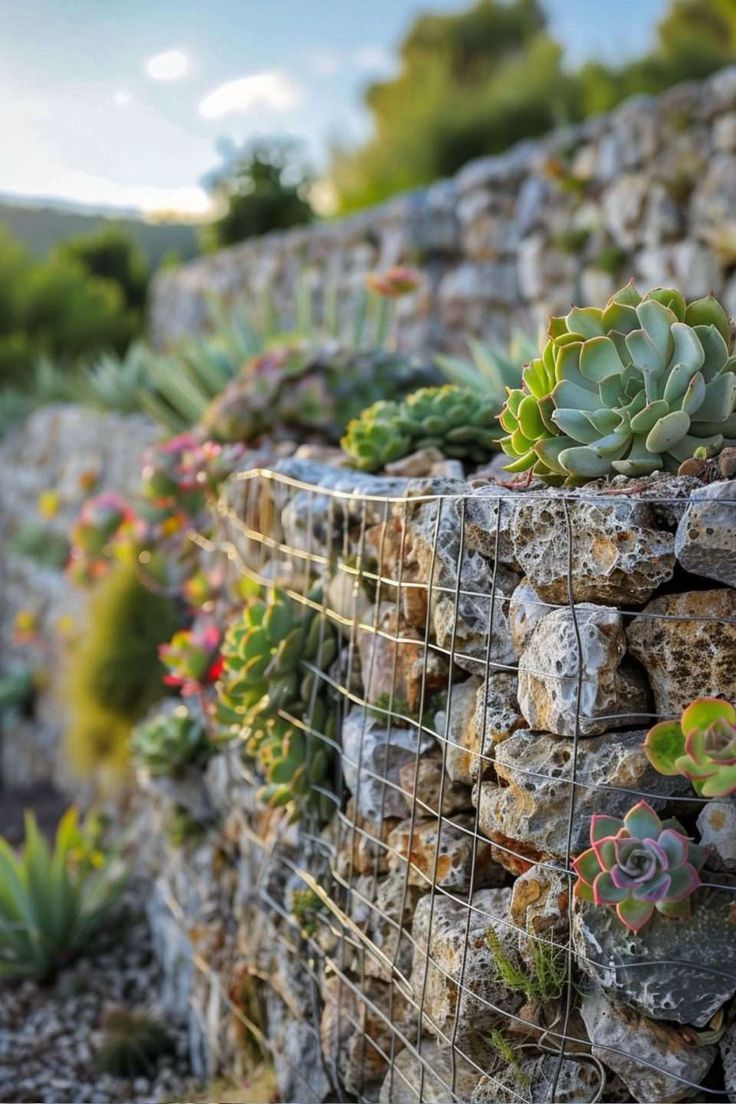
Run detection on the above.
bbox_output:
[197,459,736,1104]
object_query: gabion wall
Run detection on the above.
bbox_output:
[150,67,736,357]
[140,455,736,1103]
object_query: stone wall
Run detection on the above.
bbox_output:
[151,66,736,356]
[142,454,736,1104]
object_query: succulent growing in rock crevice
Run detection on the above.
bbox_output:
[499,283,736,484]
[341,384,502,472]
[217,588,338,820]
[131,704,213,777]
[573,801,704,933]
[645,698,736,798]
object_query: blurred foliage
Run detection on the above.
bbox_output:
[56,226,149,315]
[202,140,313,251]
[331,0,736,211]
[8,521,71,569]
[64,563,181,786]
[0,225,145,391]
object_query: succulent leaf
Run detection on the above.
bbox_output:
[644,698,736,798]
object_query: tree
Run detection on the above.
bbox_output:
[202,141,313,251]
[56,226,149,314]
[331,0,573,211]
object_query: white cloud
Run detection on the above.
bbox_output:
[113,89,132,108]
[145,48,190,82]
[199,71,301,119]
[353,45,394,74]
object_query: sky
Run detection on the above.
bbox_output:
[0,0,669,218]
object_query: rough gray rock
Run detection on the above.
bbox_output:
[518,604,650,738]
[462,485,520,568]
[378,1039,482,1103]
[721,1020,736,1104]
[471,1052,604,1104]
[581,986,716,1103]
[508,577,551,657]
[407,496,519,674]
[387,813,504,892]
[573,889,736,1027]
[477,728,691,862]
[409,888,522,1046]
[675,480,736,586]
[439,673,523,785]
[510,493,675,606]
[398,753,472,817]
[627,589,736,716]
[697,800,736,871]
[358,602,449,715]
[341,708,436,822]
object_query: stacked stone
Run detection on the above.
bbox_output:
[142,457,736,1103]
[152,67,736,360]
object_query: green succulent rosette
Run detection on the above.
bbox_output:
[499,283,736,484]
[132,704,213,778]
[573,801,704,933]
[341,384,502,472]
[645,698,736,798]
[217,587,338,821]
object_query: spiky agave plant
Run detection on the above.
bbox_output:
[572,801,704,933]
[217,588,338,821]
[499,283,736,483]
[436,330,537,410]
[645,698,736,798]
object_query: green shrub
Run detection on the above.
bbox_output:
[64,563,181,784]
[9,522,70,569]
[0,808,126,981]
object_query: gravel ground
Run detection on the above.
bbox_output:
[0,900,193,1104]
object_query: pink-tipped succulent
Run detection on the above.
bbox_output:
[159,619,223,696]
[71,493,132,557]
[572,801,704,933]
[645,699,736,798]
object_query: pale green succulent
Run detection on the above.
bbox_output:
[499,283,736,483]
[436,330,537,411]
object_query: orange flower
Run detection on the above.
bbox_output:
[366,265,421,299]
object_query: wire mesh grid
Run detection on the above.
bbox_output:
[203,465,736,1104]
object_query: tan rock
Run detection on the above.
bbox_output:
[387,813,503,892]
[358,602,449,715]
[439,673,524,785]
[627,588,736,716]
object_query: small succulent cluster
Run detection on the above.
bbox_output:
[573,801,704,933]
[499,283,736,483]
[217,588,338,820]
[131,704,213,777]
[202,343,439,445]
[645,698,736,798]
[341,384,502,472]
[159,618,223,697]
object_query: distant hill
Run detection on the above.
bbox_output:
[0,198,201,268]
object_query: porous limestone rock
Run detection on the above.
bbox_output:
[697,800,736,872]
[378,1039,481,1103]
[387,814,504,892]
[409,888,523,1046]
[517,605,650,737]
[331,799,402,879]
[573,889,736,1027]
[510,492,675,607]
[509,864,569,968]
[357,602,449,715]
[721,1020,736,1104]
[462,484,520,568]
[581,986,716,1103]
[675,480,736,587]
[477,729,690,863]
[341,708,436,823]
[364,868,426,984]
[471,1052,604,1104]
[627,589,736,716]
[398,754,471,817]
[406,496,519,674]
[439,673,524,786]
[508,577,551,657]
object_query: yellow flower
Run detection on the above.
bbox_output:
[38,490,60,519]
[13,609,38,641]
[56,614,77,641]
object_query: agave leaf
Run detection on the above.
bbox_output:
[533,436,570,475]
[645,409,691,452]
[611,280,643,308]
[670,322,705,375]
[663,359,701,405]
[586,429,630,459]
[566,307,605,339]
[553,380,600,412]
[685,295,732,345]
[625,329,666,397]
[647,287,686,321]
[602,300,639,335]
